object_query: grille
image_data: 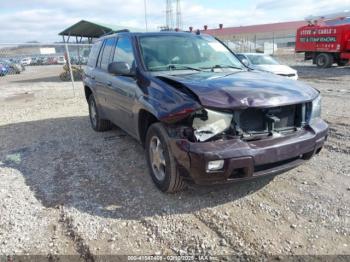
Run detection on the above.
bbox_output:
[239,104,300,134]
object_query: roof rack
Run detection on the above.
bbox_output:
[100,29,130,37]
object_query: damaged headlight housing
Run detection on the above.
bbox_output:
[192,109,233,142]
[309,95,322,123]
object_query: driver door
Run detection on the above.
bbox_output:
[105,37,138,136]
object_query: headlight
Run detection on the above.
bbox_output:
[192,109,232,142]
[309,95,322,122]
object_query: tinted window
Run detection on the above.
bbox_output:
[87,41,102,67]
[99,38,116,70]
[112,37,135,66]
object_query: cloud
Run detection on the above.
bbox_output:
[256,0,350,18]
[0,0,349,43]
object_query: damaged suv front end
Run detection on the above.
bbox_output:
[138,33,328,187]
[165,96,327,185]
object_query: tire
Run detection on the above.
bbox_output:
[315,53,333,68]
[88,94,113,132]
[145,123,186,193]
[337,60,348,66]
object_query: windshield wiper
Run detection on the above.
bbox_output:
[149,64,202,72]
[169,64,203,71]
[201,65,244,71]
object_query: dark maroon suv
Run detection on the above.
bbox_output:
[83,31,328,192]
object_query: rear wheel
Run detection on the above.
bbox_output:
[88,95,112,132]
[145,123,186,193]
[315,53,333,68]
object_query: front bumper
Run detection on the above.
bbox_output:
[170,118,328,185]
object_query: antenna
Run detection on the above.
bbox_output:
[166,0,174,29]
[144,0,148,31]
[176,0,182,30]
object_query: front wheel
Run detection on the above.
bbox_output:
[88,95,112,132]
[145,123,186,193]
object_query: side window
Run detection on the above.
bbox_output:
[98,38,116,70]
[97,40,106,68]
[112,37,135,66]
[87,41,102,67]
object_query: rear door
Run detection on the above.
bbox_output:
[84,40,102,97]
[93,37,117,116]
[106,36,138,136]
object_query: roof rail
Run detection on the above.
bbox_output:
[100,29,130,38]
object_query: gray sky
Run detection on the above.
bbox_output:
[0,0,349,43]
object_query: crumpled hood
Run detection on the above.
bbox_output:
[154,70,317,109]
[252,64,297,75]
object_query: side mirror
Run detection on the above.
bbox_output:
[108,61,134,76]
[241,58,250,66]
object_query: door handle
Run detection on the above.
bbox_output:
[107,81,112,86]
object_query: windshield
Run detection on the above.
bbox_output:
[139,34,244,71]
[246,55,279,65]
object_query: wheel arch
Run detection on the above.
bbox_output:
[138,109,159,147]
[84,85,93,101]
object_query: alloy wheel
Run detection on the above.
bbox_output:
[149,136,166,181]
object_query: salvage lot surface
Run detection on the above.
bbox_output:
[0,65,349,258]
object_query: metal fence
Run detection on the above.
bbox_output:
[0,43,93,97]
[221,34,297,55]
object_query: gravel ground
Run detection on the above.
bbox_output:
[0,65,349,259]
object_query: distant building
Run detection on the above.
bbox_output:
[196,21,308,52]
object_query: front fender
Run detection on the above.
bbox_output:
[136,74,202,124]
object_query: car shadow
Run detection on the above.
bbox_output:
[292,65,350,79]
[0,116,274,220]
[11,76,64,83]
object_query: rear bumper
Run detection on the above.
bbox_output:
[170,118,328,185]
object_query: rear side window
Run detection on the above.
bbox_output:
[112,37,135,66]
[99,38,116,70]
[87,41,102,67]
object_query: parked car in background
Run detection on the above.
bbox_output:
[47,56,58,65]
[0,63,8,76]
[83,32,328,193]
[20,57,32,66]
[31,57,45,66]
[0,60,23,74]
[42,57,49,65]
[71,56,88,65]
[10,58,25,71]
[237,53,299,80]
[57,56,66,64]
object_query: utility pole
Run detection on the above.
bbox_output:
[176,0,182,30]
